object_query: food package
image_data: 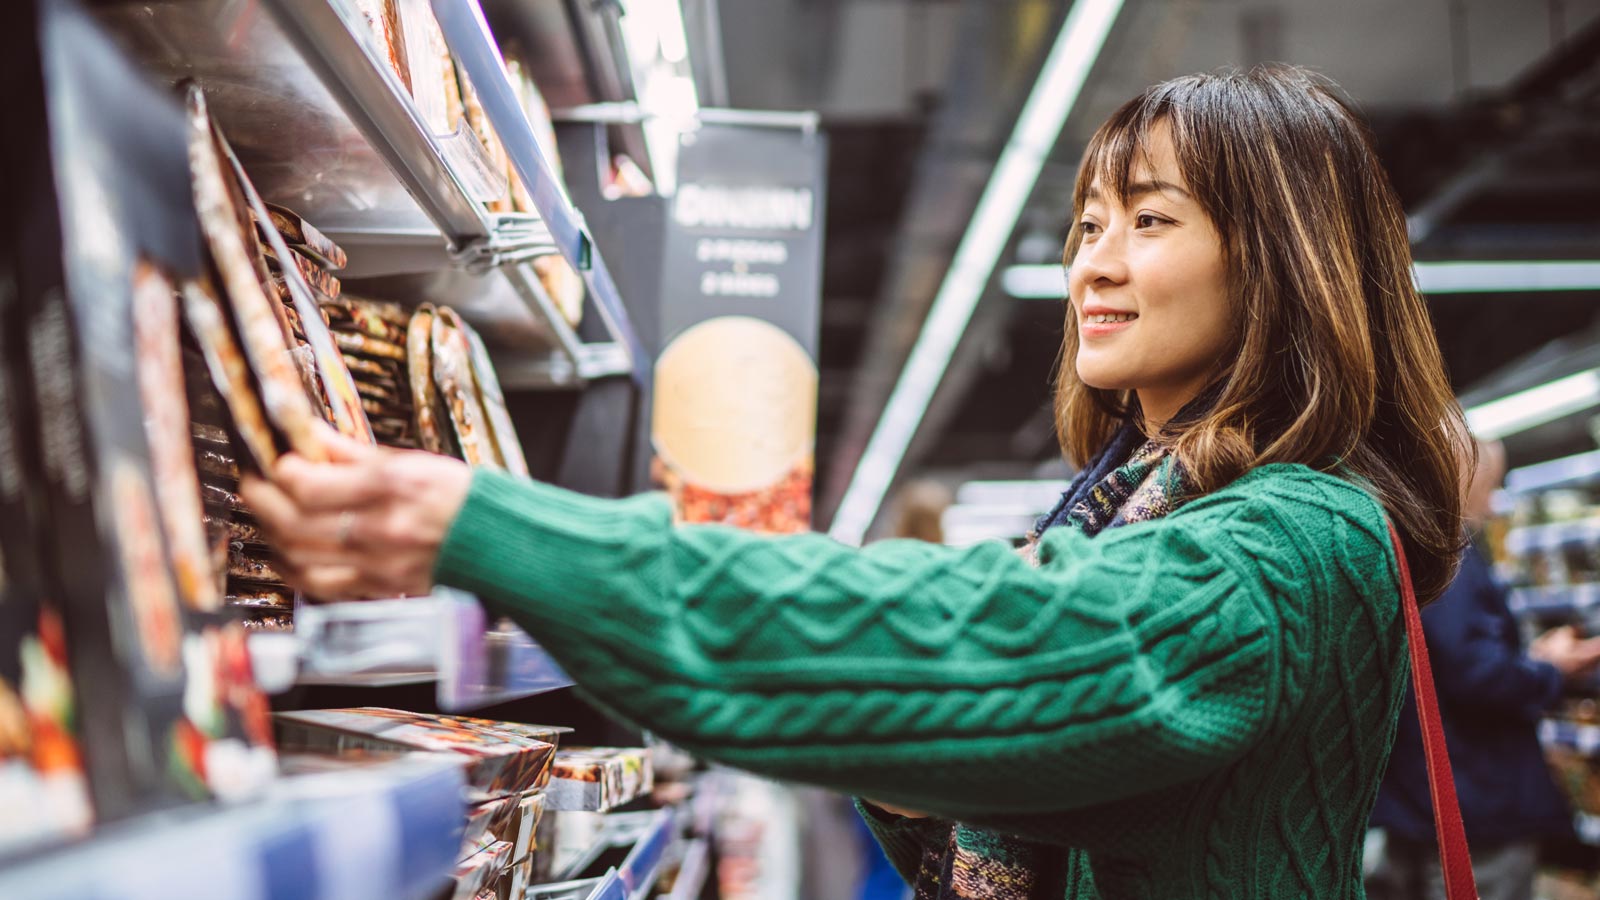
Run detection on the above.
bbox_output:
[263,242,342,301]
[461,793,515,860]
[431,308,501,467]
[408,304,451,455]
[437,716,569,751]
[14,4,278,819]
[181,275,279,473]
[186,87,328,463]
[253,203,347,271]
[455,59,513,213]
[451,309,530,476]
[453,840,513,900]
[274,708,554,802]
[497,852,536,900]
[532,254,585,328]
[506,53,563,188]
[461,789,544,864]
[208,124,374,447]
[547,748,654,812]
[500,47,568,217]
[0,244,94,854]
[324,297,409,344]
[351,0,411,93]
[396,0,456,134]
[322,297,419,450]
[499,789,546,860]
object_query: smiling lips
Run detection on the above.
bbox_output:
[1081,310,1138,337]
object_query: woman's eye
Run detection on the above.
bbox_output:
[1078,221,1101,235]
[1135,213,1166,229]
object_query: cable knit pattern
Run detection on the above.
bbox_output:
[435,463,1408,899]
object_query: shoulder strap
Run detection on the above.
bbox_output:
[1388,521,1479,899]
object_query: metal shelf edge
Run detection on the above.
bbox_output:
[431,0,646,386]
[264,0,493,247]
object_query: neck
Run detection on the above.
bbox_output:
[1135,389,1191,434]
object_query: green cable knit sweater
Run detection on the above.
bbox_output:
[434,463,1409,899]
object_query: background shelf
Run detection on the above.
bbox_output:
[0,755,464,900]
[252,589,573,710]
[1504,516,1600,556]
[1507,449,1600,496]
[1508,584,1600,615]
[1541,718,1600,756]
[93,0,643,389]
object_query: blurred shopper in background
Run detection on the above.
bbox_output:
[1367,439,1600,900]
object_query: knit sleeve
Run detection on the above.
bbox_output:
[435,465,1393,821]
[852,800,948,885]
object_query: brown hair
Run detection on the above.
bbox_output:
[1054,65,1467,604]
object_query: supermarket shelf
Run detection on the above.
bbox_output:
[529,870,627,900]
[264,0,539,263]
[665,838,712,900]
[91,0,486,253]
[557,808,677,898]
[1504,516,1600,556]
[1540,718,1600,755]
[1508,583,1600,614]
[260,589,573,708]
[548,748,654,813]
[0,755,463,900]
[93,0,640,389]
[481,0,654,180]
[1508,449,1600,495]
[324,217,557,281]
[617,808,676,899]
[432,0,647,386]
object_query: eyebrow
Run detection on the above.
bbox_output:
[1083,179,1192,203]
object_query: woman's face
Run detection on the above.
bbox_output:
[1068,122,1233,428]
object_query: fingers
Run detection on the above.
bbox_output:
[272,452,390,512]
[317,421,381,464]
[239,475,301,545]
[278,562,369,600]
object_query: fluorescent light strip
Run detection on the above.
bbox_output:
[1001,260,1600,299]
[1466,369,1600,441]
[1415,260,1600,293]
[828,0,1126,546]
[954,479,1072,509]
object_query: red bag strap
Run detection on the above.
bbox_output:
[1388,521,1478,899]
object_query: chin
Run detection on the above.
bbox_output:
[1075,362,1132,392]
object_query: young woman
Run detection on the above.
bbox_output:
[243,65,1467,898]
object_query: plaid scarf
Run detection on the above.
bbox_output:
[911,412,1203,900]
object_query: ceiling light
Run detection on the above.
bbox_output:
[1001,260,1600,300]
[1466,368,1600,441]
[828,0,1126,546]
[1413,260,1600,293]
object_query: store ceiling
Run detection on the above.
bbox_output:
[710,0,1600,534]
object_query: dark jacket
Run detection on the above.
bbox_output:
[1370,540,1572,845]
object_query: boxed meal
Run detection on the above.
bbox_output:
[0,223,94,854]
[14,0,277,820]
[462,788,545,863]
[453,839,514,900]
[274,708,554,801]
[498,851,536,900]
[547,747,654,812]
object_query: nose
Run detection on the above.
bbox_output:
[1070,227,1129,292]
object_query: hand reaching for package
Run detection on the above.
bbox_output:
[239,423,473,600]
[1530,625,1600,683]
